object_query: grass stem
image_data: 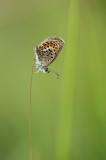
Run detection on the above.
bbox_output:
[29,53,35,160]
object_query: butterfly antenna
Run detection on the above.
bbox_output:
[49,69,60,79]
[29,53,35,160]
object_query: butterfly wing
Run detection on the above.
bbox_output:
[36,37,64,67]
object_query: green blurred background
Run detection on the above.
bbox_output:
[0,0,106,160]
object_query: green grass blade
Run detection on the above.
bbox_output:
[56,0,79,160]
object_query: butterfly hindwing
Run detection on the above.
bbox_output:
[37,37,64,67]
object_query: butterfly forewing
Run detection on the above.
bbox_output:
[37,37,64,67]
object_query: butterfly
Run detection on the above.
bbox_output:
[34,37,64,78]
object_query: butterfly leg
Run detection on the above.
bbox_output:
[33,63,40,73]
[33,69,40,74]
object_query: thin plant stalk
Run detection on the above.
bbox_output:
[29,53,35,160]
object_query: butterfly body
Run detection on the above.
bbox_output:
[35,37,64,76]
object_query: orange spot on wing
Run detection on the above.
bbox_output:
[39,47,43,51]
[54,46,57,52]
[57,41,63,46]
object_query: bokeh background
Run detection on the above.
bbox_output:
[0,0,106,160]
